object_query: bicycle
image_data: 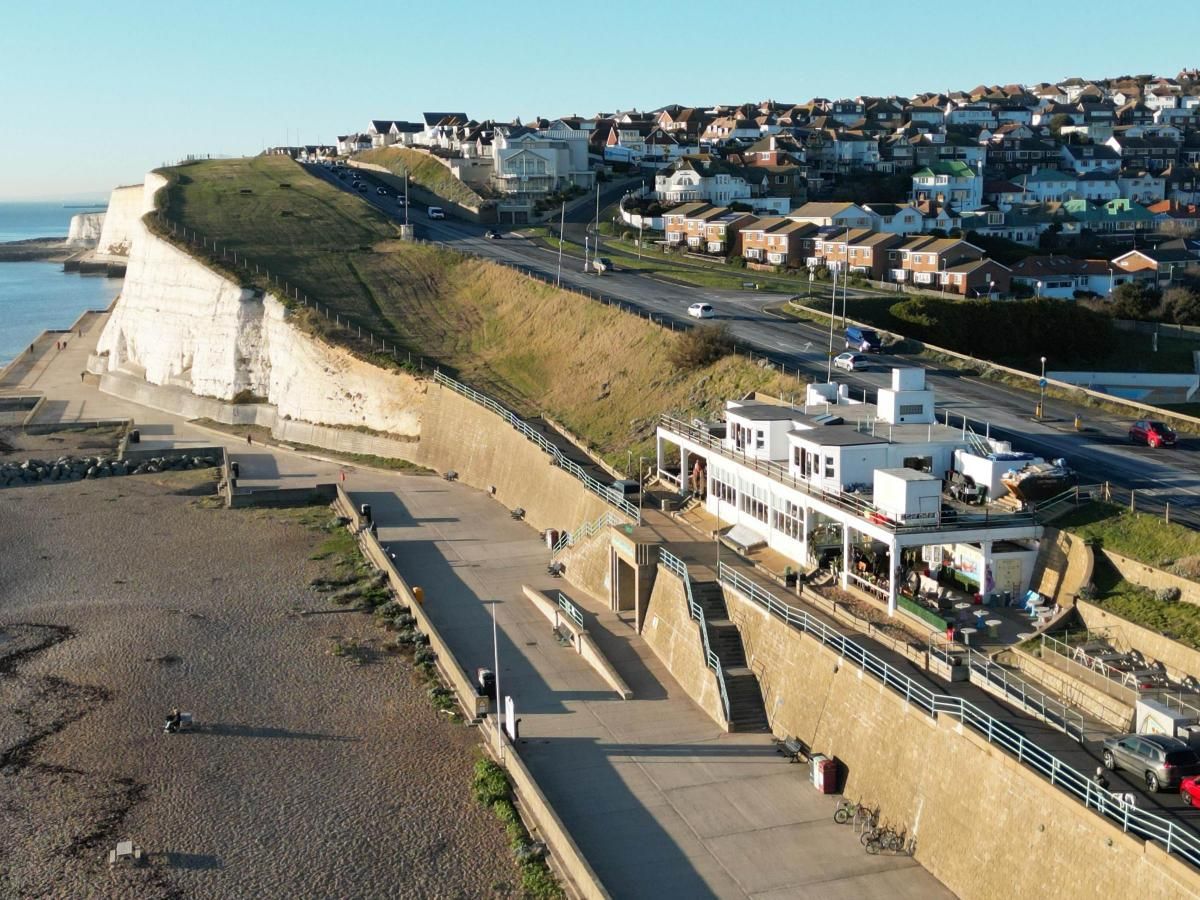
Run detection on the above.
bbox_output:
[833,798,866,825]
[861,822,899,848]
[866,828,906,855]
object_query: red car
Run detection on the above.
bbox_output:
[1129,420,1177,449]
[1181,775,1200,806]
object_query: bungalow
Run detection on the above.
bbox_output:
[1112,243,1200,284]
[910,160,982,211]
[1056,198,1155,235]
[789,201,874,229]
[1009,256,1117,298]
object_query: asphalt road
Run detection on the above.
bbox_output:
[306,164,1200,516]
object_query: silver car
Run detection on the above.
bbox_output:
[1101,733,1200,792]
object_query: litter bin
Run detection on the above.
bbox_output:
[230,461,240,478]
[360,503,372,524]
[811,755,837,794]
[129,429,140,444]
[545,529,559,550]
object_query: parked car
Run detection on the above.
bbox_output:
[592,257,613,273]
[833,352,868,372]
[484,229,501,239]
[845,325,882,353]
[1102,733,1200,792]
[687,302,715,319]
[376,187,389,196]
[1181,774,1200,806]
[1129,420,1176,449]
[356,183,368,193]
[427,206,445,219]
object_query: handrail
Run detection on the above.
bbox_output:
[556,592,585,629]
[930,637,1086,741]
[659,549,731,723]
[434,370,640,522]
[659,415,1039,534]
[552,510,622,557]
[719,562,1200,869]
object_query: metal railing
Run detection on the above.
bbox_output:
[556,592,585,629]
[662,415,1039,535]
[717,562,1200,869]
[434,371,640,522]
[1037,631,1150,695]
[930,637,1086,741]
[659,549,731,722]
[551,510,623,556]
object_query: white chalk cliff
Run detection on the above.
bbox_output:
[96,175,423,437]
[66,212,105,247]
[92,184,146,259]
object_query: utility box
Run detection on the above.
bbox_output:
[873,468,941,525]
[1136,698,1197,739]
[810,754,838,794]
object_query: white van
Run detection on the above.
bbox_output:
[427,207,445,220]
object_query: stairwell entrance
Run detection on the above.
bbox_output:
[609,528,658,631]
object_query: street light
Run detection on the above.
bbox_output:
[1036,280,1042,299]
[1038,356,1047,419]
[826,267,837,381]
[489,599,503,761]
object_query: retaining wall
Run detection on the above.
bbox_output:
[414,383,613,535]
[1034,527,1094,606]
[641,566,727,729]
[557,527,613,601]
[1077,599,1200,681]
[999,646,1134,731]
[724,587,1200,900]
[1101,549,1200,608]
[521,586,632,699]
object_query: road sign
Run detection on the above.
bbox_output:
[1038,378,1048,388]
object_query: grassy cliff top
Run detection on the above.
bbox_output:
[355,146,490,208]
[156,156,797,462]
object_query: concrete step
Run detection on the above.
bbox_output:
[723,670,769,732]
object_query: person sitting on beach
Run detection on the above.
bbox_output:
[164,707,182,733]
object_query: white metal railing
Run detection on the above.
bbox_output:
[718,562,1200,869]
[661,415,1039,534]
[434,370,639,522]
[930,638,1086,741]
[551,510,622,557]
[556,592,585,629]
[659,549,731,722]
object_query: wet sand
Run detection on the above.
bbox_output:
[0,473,519,898]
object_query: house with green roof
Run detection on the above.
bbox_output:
[1054,197,1155,235]
[910,159,982,211]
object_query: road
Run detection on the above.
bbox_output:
[306,163,1200,517]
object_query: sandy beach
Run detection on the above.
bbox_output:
[0,472,519,898]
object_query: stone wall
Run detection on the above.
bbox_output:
[1077,599,1200,681]
[414,383,613,535]
[557,527,613,601]
[641,567,726,729]
[998,646,1134,731]
[725,587,1200,900]
[1033,527,1093,605]
[1101,549,1200,607]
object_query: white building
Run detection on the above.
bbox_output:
[656,368,1043,616]
[490,123,594,200]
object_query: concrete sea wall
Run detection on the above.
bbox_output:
[725,587,1200,900]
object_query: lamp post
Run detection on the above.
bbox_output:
[1038,355,1047,419]
[1036,280,1042,299]
[1108,266,1114,297]
[489,599,503,760]
[826,267,837,381]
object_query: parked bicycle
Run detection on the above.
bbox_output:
[866,829,913,856]
[860,821,897,848]
[833,798,868,825]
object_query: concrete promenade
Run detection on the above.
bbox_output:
[1,313,952,897]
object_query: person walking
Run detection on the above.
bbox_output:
[246,433,252,445]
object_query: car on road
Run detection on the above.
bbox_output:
[376,187,389,196]
[428,206,445,219]
[833,352,868,372]
[485,229,501,239]
[1129,419,1177,449]
[592,257,614,273]
[845,325,882,353]
[355,183,368,192]
[1102,733,1200,792]
[687,302,715,319]
[1182,775,1200,806]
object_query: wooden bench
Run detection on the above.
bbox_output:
[108,840,143,867]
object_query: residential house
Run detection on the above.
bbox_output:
[654,155,755,205]
[737,218,817,268]
[1059,143,1121,174]
[946,101,997,129]
[960,205,1061,246]
[1009,256,1116,298]
[1118,172,1166,204]
[827,130,882,171]
[1112,243,1200,283]
[663,204,754,254]
[788,201,874,229]
[367,120,403,147]
[911,160,983,211]
[700,116,761,144]
[490,123,592,202]
[1074,171,1121,201]
[420,112,469,148]
[336,133,372,155]
[844,231,904,279]
[911,132,986,170]
[1148,201,1200,235]
[1106,135,1180,173]
[940,258,1012,297]
[890,237,985,286]
[1014,168,1078,203]
[905,106,945,129]
[863,203,927,235]
[985,137,1058,173]
[1056,197,1155,235]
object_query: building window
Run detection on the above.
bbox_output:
[824,455,835,479]
[773,498,803,540]
[740,482,769,523]
[711,471,736,505]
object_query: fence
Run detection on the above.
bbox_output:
[929,637,1086,741]
[659,549,731,724]
[717,562,1200,869]
[432,371,639,523]
[552,510,623,556]
[556,592,585,630]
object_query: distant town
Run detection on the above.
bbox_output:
[267,69,1200,302]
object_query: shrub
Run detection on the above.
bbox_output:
[1156,586,1182,603]
[472,758,511,807]
[728,255,746,269]
[669,324,734,370]
[1077,582,1098,602]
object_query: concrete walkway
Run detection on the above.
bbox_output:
[354,480,952,899]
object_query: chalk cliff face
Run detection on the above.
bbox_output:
[92,183,147,259]
[95,175,423,437]
[66,212,105,247]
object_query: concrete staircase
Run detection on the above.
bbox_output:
[691,580,769,732]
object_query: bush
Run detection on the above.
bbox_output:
[669,324,734,370]
[1155,586,1182,603]
[1077,582,1098,602]
[472,758,511,807]
[1110,281,1160,320]
[728,255,746,269]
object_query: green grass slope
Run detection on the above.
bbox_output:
[355,146,489,208]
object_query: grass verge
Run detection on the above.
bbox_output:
[473,758,564,899]
[1090,557,1200,650]
[355,146,488,208]
[1055,501,1200,571]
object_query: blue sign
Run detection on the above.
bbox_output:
[1038,378,1048,388]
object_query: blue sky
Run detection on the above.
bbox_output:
[1,0,1197,200]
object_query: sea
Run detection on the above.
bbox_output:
[0,202,119,367]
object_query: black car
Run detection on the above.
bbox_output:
[485,229,501,239]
